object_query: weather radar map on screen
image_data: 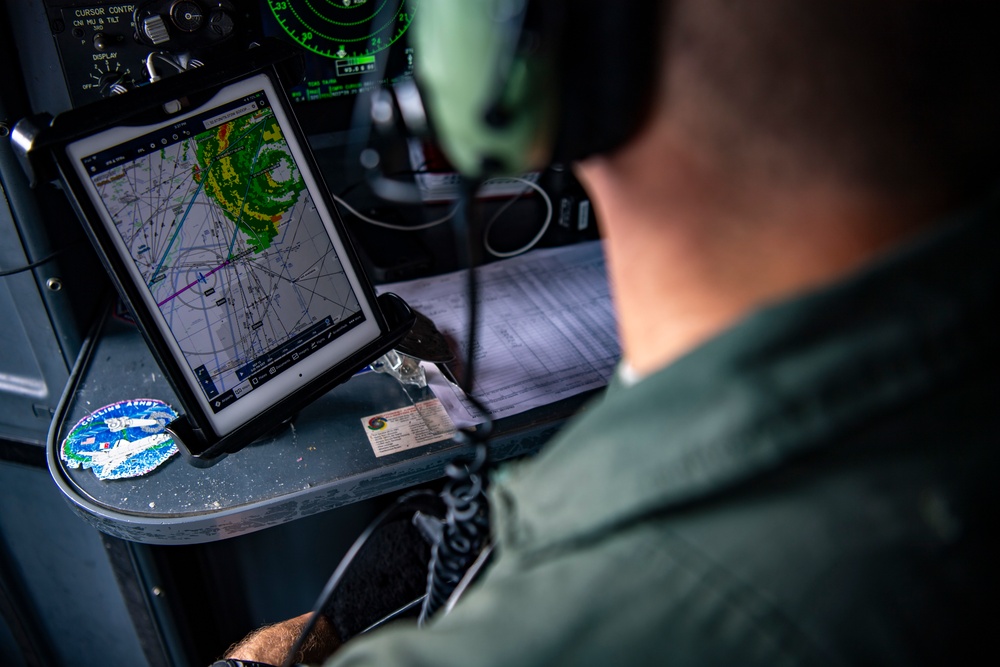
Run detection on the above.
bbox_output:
[79,87,365,413]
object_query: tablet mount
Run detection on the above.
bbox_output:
[13,40,419,465]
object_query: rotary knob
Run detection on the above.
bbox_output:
[208,10,234,37]
[98,71,130,96]
[170,1,204,32]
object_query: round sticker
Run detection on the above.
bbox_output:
[61,399,179,480]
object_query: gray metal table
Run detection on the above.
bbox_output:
[46,307,591,544]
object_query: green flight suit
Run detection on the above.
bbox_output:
[330,198,1000,666]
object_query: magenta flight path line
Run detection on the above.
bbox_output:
[156,259,231,307]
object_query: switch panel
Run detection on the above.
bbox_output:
[42,1,261,107]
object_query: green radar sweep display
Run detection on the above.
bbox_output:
[266,0,417,101]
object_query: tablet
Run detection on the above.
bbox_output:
[42,59,412,463]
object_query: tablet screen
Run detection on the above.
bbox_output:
[65,73,381,436]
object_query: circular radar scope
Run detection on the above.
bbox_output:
[267,0,417,62]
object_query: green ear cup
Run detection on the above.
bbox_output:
[412,0,557,178]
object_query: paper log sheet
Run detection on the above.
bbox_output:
[378,241,620,428]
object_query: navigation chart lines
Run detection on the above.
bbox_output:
[91,98,363,399]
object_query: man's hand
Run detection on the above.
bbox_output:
[225,612,340,666]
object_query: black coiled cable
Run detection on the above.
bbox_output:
[416,177,495,625]
[416,440,490,625]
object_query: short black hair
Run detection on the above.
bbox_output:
[667,0,1000,198]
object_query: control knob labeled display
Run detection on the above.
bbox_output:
[43,0,260,107]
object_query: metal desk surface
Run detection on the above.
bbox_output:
[47,311,592,544]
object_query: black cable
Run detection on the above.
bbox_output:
[0,247,64,277]
[415,178,495,626]
[416,451,490,626]
[280,43,506,654]
[358,596,425,636]
[441,542,495,617]
[452,178,484,397]
[279,490,442,667]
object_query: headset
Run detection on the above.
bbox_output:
[410,0,663,179]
